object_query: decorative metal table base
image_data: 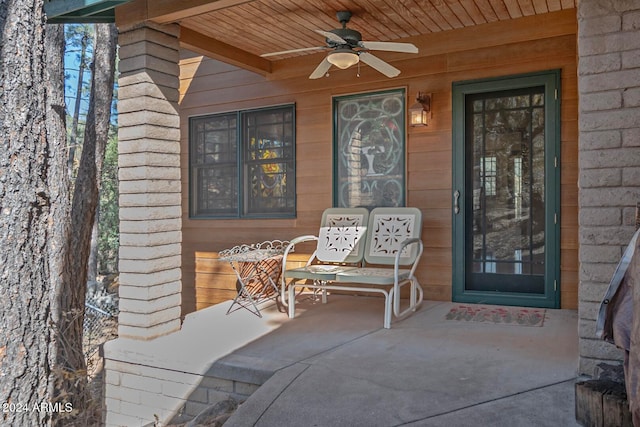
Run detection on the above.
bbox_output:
[219,240,289,317]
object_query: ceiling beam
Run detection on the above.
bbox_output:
[149,0,256,24]
[115,2,272,75]
[179,26,271,76]
[114,0,150,28]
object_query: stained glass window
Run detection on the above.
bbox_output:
[243,108,295,216]
[333,89,405,208]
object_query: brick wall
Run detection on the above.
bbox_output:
[577,0,640,375]
[101,300,280,426]
[103,358,257,426]
[117,22,183,340]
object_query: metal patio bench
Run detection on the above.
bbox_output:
[280,207,369,305]
[282,207,424,328]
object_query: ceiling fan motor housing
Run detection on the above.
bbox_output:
[328,28,362,47]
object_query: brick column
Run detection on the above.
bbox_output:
[577,1,640,374]
[116,23,182,339]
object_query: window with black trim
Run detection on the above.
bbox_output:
[189,105,295,218]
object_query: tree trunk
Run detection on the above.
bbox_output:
[44,23,74,424]
[87,211,100,293]
[55,22,117,424]
[0,3,66,425]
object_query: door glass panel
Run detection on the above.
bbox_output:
[467,87,545,294]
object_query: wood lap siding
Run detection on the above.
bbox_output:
[179,9,578,315]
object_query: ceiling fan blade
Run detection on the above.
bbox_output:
[315,29,347,45]
[359,41,418,53]
[309,57,332,79]
[261,46,326,57]
[358,52,401,78]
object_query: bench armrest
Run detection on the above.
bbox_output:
[281,235,318,284]
[394,237,424,277]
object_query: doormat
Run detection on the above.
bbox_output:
[445,304,545,327]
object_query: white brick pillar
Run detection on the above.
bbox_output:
[577,1,640,375]
[116,22,182,339]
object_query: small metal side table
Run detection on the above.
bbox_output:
[218,240,289,317]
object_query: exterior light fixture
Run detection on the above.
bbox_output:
[327,48,360,69]
[409,92,432,126]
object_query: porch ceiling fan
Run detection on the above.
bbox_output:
[261,10,418,79]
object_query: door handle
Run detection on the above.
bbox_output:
[453,190,460,214]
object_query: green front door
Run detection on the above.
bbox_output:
[452,71,560,308]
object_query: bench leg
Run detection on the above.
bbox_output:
[411,279,417,311]
[288,282,297,319]
[412,278,424,311]
[384,290,392,329]
[392,279,424,318]
[281,281,289,307]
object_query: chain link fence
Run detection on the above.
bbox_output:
[83,290,119,362]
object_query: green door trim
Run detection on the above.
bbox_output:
[452,70,561,308]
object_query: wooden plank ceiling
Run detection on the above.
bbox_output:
[134,0,577,75]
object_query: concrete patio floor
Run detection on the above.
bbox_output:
[215,295,580,426]
[105,293,580,426]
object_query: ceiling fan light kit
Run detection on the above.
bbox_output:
[261,10,418,79]
[327,48,359,69]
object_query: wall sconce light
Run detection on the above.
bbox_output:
[409,92,432,126]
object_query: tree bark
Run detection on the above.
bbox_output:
[87,212,100,291]
[54,22,117,423]
[0,2,65,425]
[44,23,74,424]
